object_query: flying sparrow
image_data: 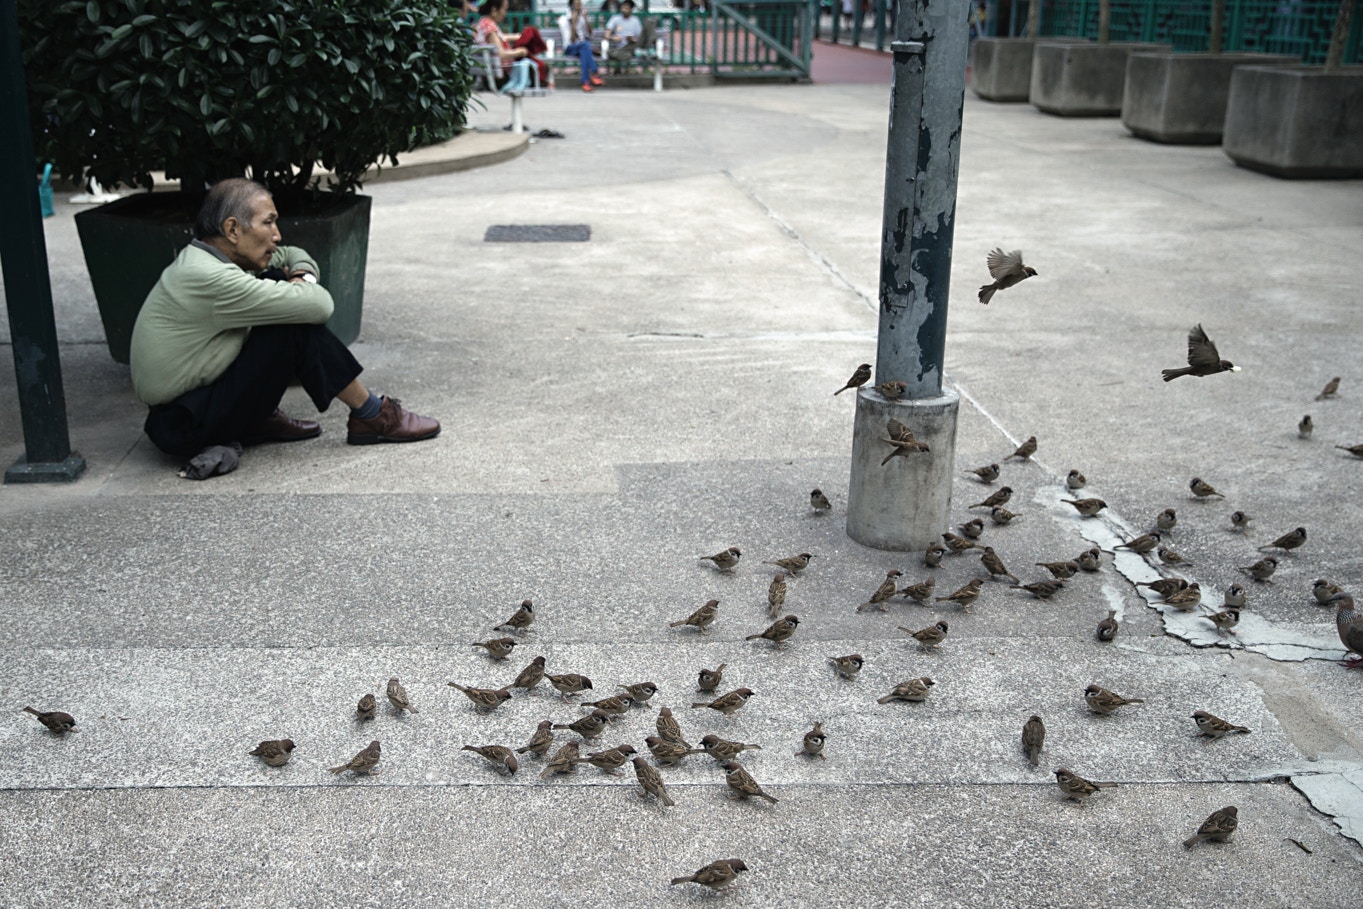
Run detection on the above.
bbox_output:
[1192,710,1250,742]
[356,693,376,721]
[1021,715,1045,766]
[900,621,949,650]
[632,755,675,807]
[811,488,832,512]
[1084,684,1144,715]
[969,486,1013,510]
[1161,324,1240,381]
[700,547,742,572]
[874,380,907,400]
[1316,377,1341,399]
[768,573,787,617]
[1163,583,1203,612]
[980,547,1019,584]
[1230,510,1252,531]
[547,673,594,702]
[721,760,779,804]
[472,637,517,661]
[516,720,555,756]
[745,615,800,646]
[539,742,582,779]
[1184,806,1238,848]
[958,517,985,540]
[881,437,930,465]
[857,570,904,612]
[1240,557,1278,582]
[328,740,381,775]
[697,663,727,693]
[796,721,826,759]
[1204,606,1241,636]
[1223,584,1247,608]
[990,506,1020,525]
[1054,767,1115,803]
[1137,577,1187,599]
[1014,578,1064,599]
[699,734,763,761]
[579,743,638,775]
[1155,508,1178,533]
[1260,527,1306,554]
[553,709,611,741]
[1096,610,1119,642]
[1331,593,1363,668]
[462,744,519,775]
[898,575,937,605]
[834,363,872,395]
[1337,444,1363,459]
[386,677,419,714]
[924,542,946,567]
[1189,477,1224,499]
[1006,436,1037,461]
[941,532,978,555]
[670,599,720,634]
[1312,579,1343,605]
[968,463,1001,483]
[495,599,535,634]
[657,706,688,744]
[887,417,914,442]
[692,688,754,716]
[1076,547,1102,572]
[619,682,658,705]
[249,739,295,767]
[645,736,704,765]
[828,654,864,680]
[1157,546,1193,567]
[21,706,77,734]
[1036,560,1080,580]
[1063,498,1107,517]
[670,858,748,890]
[447,682,513,714]
[878,677,935,703]
[936,578,983,610]
[1066,469,1086,490]
[1115,532,1161,554]
[511,655,547,690]
[582,694,634,718]
[1298,415,1313,439]
[978,247,1037,304]
[765,553,813,576]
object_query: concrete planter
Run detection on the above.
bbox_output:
[1031,41,1171,116]
[1122,52,1296,144]
[1222,65,1363,178]
[970,37,1089,103]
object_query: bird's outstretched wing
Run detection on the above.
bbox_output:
[1186,324,1222,369]
[986,248,1024,280]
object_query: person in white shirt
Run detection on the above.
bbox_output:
[605,0,654,64]
[559,0,605,91]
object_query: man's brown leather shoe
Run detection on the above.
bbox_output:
[346,397,440,445]
[243,408,322,445]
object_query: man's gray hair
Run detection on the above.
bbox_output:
[193,178,272,240]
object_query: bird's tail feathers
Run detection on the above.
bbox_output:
[1161,367,1192,382]
[978,284,996,304]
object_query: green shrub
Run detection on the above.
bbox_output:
[20,0,476,197]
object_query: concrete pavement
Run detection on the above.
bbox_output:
[1,68,1362,907]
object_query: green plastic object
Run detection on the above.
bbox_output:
[38,163,54,218]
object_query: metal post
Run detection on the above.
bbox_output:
[0,0,85,483]
[845,0,968,551]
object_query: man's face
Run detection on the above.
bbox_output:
[225,194,281,272]
[621,3,633,16]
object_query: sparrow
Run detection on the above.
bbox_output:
[1014,578,1064,599]
[1230,510,1252,531]
[936,578,983,610]
[618,682,658,705]
[829,654,864,680]
[1312,579,1343,605]
[1298,415,1313,439]
[554,709,611,741]
[700,547,742,572]
[978,247,1036,304]
[796,721,826,759]
[1331,593,1363,668]
[328,740,381,775]
[990,506,1020,526]
[899,575,937,605]
[1240,557,1278,582]
[1006,436,1037,461]
[878,677,935,703]
[645,736,704,766]
[980,547,1019,584]
[670,858,748,890]
[547,673,594,702]
[632,755,675,806]
[1036,560,1080,580]
[745,615,799,646]
[472,637,517,660]
[700,734,763,761]
[692,688,754,716]
[941,532,978,555]
[447,682,513,714]
[1157,546,1193,567]
[1163,583,1203,612]
[968,463,1001,483]
[386,677,419,714]
[1136,577,1187,598]
[1066,469,1086,490]
[1063,498,1107,517]
[461,744,519,775]
[495,599,535,634]
[721,760,779,804]
[810,488,832,512]
[924,542,946,567]
[834,363,872,395]
[1161,324,1240,381]
[1096,610,1119,642]
[1260,527,1306,554]
[356,693,377,721]
[1201,604,1241,636]
[768,574,787,617]
[881,436,930,465]
[874,380,907,400]
[249,739,295,767]
[1076,547,1102,572]
[900,621,949,650]
[1223,584,1247,608]
[1155,508,1178,533]
[1084,684,1144,715]
[765,553,813,576]
[970,486,1013,510]
[1115,532,1161,554]
[579,743,638,774]
[1189,477,1225,499]
[857,570,904,612]
[1184,806,1238,848]
[1054,767,1115,803]
[670,599,720,634]
[1021,715,1045,766]
[1192,710,1250,742]
[958,517,985,540]
[512,656,547,690]
[888,417,916,441]
[582,694,634,718]
[657,706,687,744]
[21,706,77,734]
[539,742,582,779]
[697,663,727,693]
[1316,376,1341,399]
[516,720,555,756]
[1337,444,1363,459]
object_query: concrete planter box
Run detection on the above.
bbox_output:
[1031,41,1171,116]
[971,37,1089,102]
[1223,65,1363,178]
[1122,52,1296,144]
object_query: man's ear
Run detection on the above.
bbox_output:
[221,217,241,242]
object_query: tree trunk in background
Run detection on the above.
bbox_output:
[1026,0,1040,38]
[1325,0,1355,71]
[1098,0,1110,43]
[1209,0,1225,53]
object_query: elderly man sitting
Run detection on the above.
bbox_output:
[130,178,439,465]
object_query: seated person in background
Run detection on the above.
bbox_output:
[475,0,548,88]
[605,0,657,65]
[130,178,439,463]
[560,0,605,92]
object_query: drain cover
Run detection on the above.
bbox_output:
[484,224,591,243]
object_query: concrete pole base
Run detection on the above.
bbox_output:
[846,387,960,552]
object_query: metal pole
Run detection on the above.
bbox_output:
[845,0,968,551]
[0,0,85,483]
